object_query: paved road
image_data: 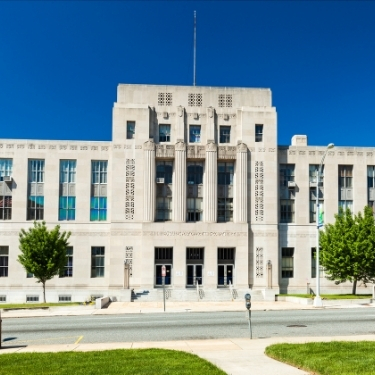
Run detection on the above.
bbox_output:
[2,308,375,346]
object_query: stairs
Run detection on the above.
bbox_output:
[131,289,150,302]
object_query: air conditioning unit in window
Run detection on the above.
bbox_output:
[288,181,296,189]
[156,178,165,184]
[3,176,12,183]
[309,181,317,187]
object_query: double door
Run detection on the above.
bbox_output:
[155,265,172,285]
[218,264,234,286]
[187,264,203,286]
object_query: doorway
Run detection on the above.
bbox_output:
[218,264,234,286]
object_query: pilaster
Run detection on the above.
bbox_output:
[143,139,155,222]
[173,140,186,222]
[204,140,217,222]
[235,142,248,223]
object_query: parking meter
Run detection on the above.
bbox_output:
[244,293,252,339]
[245,293,251,310]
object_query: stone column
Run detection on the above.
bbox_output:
[173,140,186,222]
[235,142,248,223]
[204,140,217,222]
[143,139,155,222]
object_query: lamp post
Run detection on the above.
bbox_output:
[314,143,334,307]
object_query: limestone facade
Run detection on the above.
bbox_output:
[0,84,372,303]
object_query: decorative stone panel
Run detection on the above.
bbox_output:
[156,145,175,158]
[188,93,202,107]
[125,159,135,220]
[218,146,236,159]
[125,246,133,277]
[255,161,264,221]
[256,247,264,278]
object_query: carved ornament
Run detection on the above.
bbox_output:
[143,139,155,151]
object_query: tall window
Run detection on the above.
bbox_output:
[0,159,12,220]
[339,165,353,211]
[280,200,295,223]
[368,166,375,216]
[0,246,9,277]
[159,124,171,142]
[127,121,135,139]
[218,162,234,222]
[311,247,323,278]
[156,161,173,221]
[27,159,45,220]
[281,247,294,278]
[219,126,231,143]
[309,165,324,223]
[187,162,203,222]
[155,247,173,286]
[279,164,295,187]
[60,247,73,277]
[189,125,201,143]
[255,124,263,142]
[59,160,76,221]
[279,164,295,223]
[91,247,105,277]
[91,161,107,221]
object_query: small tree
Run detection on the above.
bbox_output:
[320,206,375,294]
[18,221,71,303]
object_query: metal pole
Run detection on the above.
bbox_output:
[193,10,196,86]
[0,309,2,348]
[248,310,252,339]
[163,276,166,312]
[314,143,333,307]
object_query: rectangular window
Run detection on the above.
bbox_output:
[255,124,263,142]
[187,162,203,222]
[0,159,12,181]
[279,164,295,187]
[156,197,172,221]
[311,248,324,278]
[60,247,73,277]
[0,246,9,277]
[338,200,353,211]
[59,160,77,221]
[155,247,173,286]
[189,125,201,143]
[91,161,107,221]
[187,198,202,222]
[218,162,234,222]
[159,124,171,142]
[218,248,235,261]
[29,159,45,183]
[155,247,173,262]
[127,121,135,139]
[27,196,44,221]
[281,247,294,278]
[26,296,39,302]
[218,162,234,186]
[0,196,12,220]
[187,162,203,185]
[91,247,105,278]
[156,161,173,221]
[368,166,375,188]
[219,126,231,143]
[309,165,324,184]
[186,247,204,260]
[59,295,72,302]
[280,199,295,223]
[339,165,353,188]
[0,296,6,302]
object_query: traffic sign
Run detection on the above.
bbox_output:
[161,265,166,277]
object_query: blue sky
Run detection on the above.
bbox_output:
[0,1,374,147]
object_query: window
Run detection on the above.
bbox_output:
[187,198,202,222]
[91,247,105,278]
[189,125,201,143]
[127,121,135,139]
[59,160,76,221]
[280,199,295,223]
[0,159,12,181]
[0,196,12,220]
[159,124,171,142]
[155,247,173,262]
[187,162,203,185]
[309,165,324,183]
[218,248,235,261]
[156,161,173,221]
[91,161,107,221]
[0,296,6,302]
[281,247,294,278]
[339,165,353,212]
[311,248,324,278]
[155,247,173,286]
[218,162,234,222]
[187,248,204,260]
[0,246,9,277]
[26,296,39,302]
[255,124,263,142]
[279,164,295,187]
[27,160,45,220]
[338,200,353,211]
[309,165,324,223]
[60,247,73,277]
[187,162,203,222]
[368,166,375,188]
[59,295,72,302]
[27,272,34,278]
[219,126,231,143]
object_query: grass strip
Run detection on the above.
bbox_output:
[277,294,372,299]
[0,302,84,309]
[265,341,375,375]
[0,348,227,375]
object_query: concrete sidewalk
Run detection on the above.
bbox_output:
[2,299,374,318]
[2,335,375,375]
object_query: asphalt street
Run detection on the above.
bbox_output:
[2,308,375,347]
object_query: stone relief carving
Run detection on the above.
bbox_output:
[206,140,217,152]
[125,159,135,220]
[254,161,264,222]
[125,246,133,276]
[175,141,186,151]
[236,142,248,153]
[256,247,264,278]
[143,231,247,237]
[177,106,184,117]
[143,139,155,151]
[207,106,214,118]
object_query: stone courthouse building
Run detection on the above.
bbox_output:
[0,84,373,303]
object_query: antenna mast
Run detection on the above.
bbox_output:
[193,10,196,86]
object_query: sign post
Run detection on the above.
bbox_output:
[162,265,166,312]
[244,293,252,339]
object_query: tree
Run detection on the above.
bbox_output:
[18,221,71,303]
[320,206,375,294]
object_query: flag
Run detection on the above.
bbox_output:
[317,204,324,228]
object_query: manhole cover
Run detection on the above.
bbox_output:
[287,325,307,328]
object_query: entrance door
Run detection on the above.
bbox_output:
[155,265,172,286]
[217,264,234,286]
[187,265,203,286]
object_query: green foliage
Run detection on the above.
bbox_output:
[266,341,375,375]
[0,349,226,375]
[18,221,71,302]
[319,206,375,294]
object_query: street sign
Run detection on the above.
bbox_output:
[161,265,166,277]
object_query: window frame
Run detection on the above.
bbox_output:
[255,124,263,142]
[189,125,201,143]
[281,247,294,278]
[219,126,231,144]
[127,121,136,139]
[91,247,105,278]
[0,246,9,277]
[159,124,171,142]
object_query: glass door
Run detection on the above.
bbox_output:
[155,265,172,286]
[217,264,234,286]
[186,265,203,286]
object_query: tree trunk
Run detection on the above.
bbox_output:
[352,279,357,295]
[42,281,46,303]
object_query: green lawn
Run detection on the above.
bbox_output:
[266,341,375,375]
[0,349,226,375]
[0,302,83,309]
[277,294,372,299]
